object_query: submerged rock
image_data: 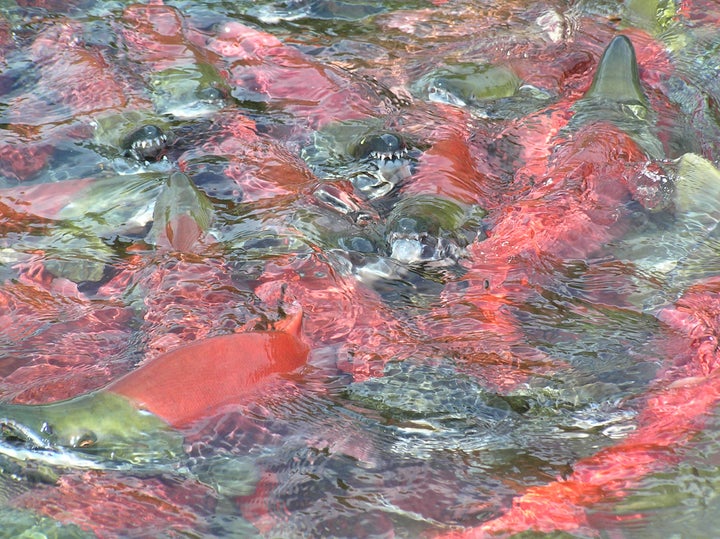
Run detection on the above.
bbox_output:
[345,361,515,431]
[0,507,93,539]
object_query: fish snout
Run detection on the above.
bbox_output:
[0,416,55,450]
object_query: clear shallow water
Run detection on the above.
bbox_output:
[1,0,720,537]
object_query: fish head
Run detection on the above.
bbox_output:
[385,195,483,266]
[0,392,184,467]
[149,64,230,119]
[426,63,520,107]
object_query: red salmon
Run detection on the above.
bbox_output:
[108,308,309,427]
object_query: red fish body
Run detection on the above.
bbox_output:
[424,120,657,393]
[436,278,720,538]
[0,130,56,183]
[27,22,132,119]
[0,177,96,221]
[401,104,495,207]
[114,6,322,203]
[194,20,381,131]
[0,176,141,402]
[0,274,132,404]
[175,110,316,202]
[2,2,720,538]
[255,253,420,382]
[120,2,203,73]
[108,308,309,427]
[0,15,150,182]
[425,30,713,539]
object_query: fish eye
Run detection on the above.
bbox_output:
[72,431,98,449]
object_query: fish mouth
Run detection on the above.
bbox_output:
[351,133,408,162]
[366,147,409,163]
[0,418,52,450]
[122,124,169,162]
[427,83,467,107]
[0,417,148,473]
[387,231,461,266]
[0,418,104,473]
[130,134,167,158]
[350,150,414,200]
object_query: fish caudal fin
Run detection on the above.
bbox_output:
[150,172,214,252]
[675,153,720,226]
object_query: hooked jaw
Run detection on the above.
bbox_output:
[0,417,54,451]
[349,132,413,199]
[122,124,169,163]
[352,133,409,163]
[387,219,460,266]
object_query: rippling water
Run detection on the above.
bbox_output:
[2,0,720,537]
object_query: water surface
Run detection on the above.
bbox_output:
[1,0,720,537]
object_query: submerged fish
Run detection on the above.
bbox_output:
[109,307,308,428]
[431,36,720,539]
[0,308,308,469]
[610,152,720,310]
[436,277,720,539]
[569,34,664,158]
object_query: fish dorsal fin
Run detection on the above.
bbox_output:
[585,35,648,105]
[273,306,304,338]
[570,35,663,158]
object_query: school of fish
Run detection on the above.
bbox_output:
[2,0,720,537]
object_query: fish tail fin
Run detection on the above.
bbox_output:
[273,304,303,338]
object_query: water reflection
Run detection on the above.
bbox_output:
[2,0,720,537]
